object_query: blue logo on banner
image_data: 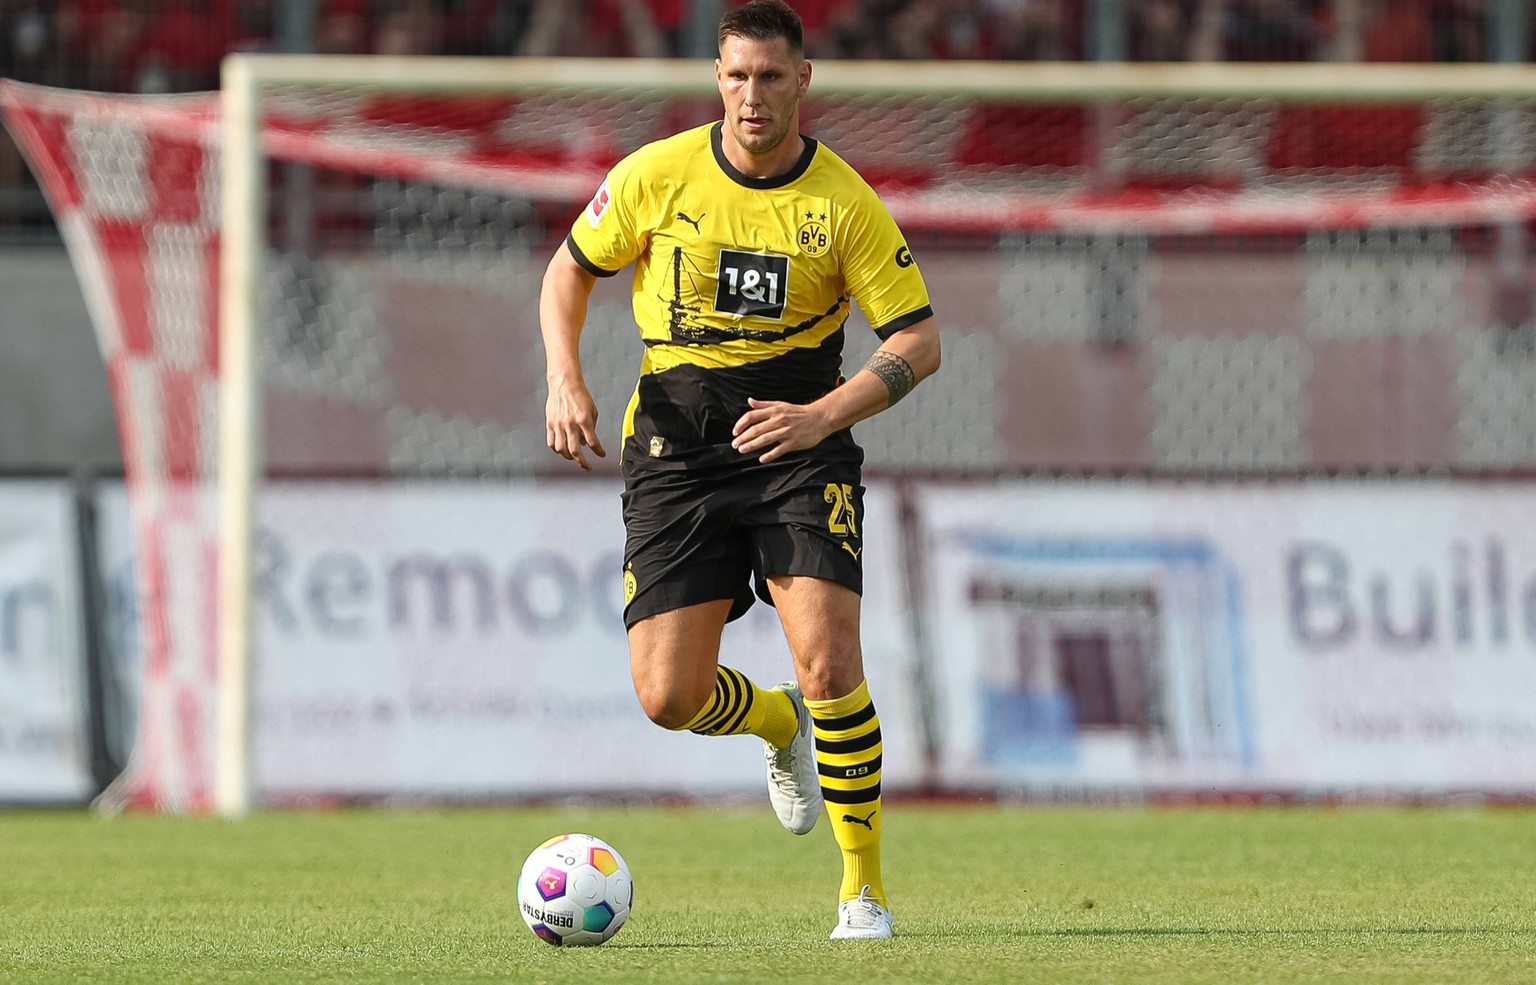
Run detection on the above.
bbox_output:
[959,533,1255,773]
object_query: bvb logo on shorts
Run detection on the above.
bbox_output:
[796,217,830,257]
[624,567,638,605]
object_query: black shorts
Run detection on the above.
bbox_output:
[620,454,865,628]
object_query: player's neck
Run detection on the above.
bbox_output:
[719,128,806,181]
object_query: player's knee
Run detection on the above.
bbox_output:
[635,683,708,731]
[797,647,864,701]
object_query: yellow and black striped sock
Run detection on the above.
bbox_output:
[805,680,885,905]
[676,665,798,749]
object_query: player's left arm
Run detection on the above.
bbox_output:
[731,317,940,463]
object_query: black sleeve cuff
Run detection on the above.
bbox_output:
[873,304,935,341]
[565,234,622,278]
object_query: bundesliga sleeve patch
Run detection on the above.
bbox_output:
[586,179,612,228]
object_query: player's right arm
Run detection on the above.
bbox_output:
[543,152,651,468]
[540,240,606,470]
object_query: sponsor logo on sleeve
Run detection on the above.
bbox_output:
[895,245,914,268]
[586,179,612,228]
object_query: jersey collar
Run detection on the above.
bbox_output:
[711,121,818,189]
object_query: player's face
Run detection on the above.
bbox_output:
[715,34,811,166]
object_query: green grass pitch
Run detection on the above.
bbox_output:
[2,803,1533,983]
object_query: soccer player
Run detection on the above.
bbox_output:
[538,0,940,940]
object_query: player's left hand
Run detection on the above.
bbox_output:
[731,397,831,463]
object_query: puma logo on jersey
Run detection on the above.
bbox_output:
[842,810,877,829]
[841,542,862,560]
[677,211,705,233]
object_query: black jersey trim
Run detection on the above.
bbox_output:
[872,304,935,341]
[711,122,818,189]
[565,233,622,278]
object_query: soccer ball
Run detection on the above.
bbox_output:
[517,833,633,946]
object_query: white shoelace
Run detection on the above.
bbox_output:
[839,887,888,928]
[768,747,793,781]
[766,715,805,782]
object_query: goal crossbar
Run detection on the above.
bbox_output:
[230,55,1536,102]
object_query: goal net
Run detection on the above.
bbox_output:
[5,58,1536,814]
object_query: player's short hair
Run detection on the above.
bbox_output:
[718,0,804,56]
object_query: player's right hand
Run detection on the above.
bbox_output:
[545,377,607,471]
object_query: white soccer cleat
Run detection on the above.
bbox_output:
[764,681,821,835]
[830,885,894,940]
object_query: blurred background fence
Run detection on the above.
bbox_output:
[2,0,1533,472]
[0,0,1527,247]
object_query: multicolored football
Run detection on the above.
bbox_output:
[516,833,634,946]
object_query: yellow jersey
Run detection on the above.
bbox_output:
[566,121,933,470]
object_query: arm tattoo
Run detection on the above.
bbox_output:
[864,350,918,407]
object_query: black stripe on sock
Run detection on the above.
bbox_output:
[718,669,755,735]
[693,671,740,735]
[811,702,876,733]
[821,781,882,804]
[690,682,729,734]
[814,725,882,756]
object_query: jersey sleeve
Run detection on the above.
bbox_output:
[838,184,934,339]
[566,153,648,278]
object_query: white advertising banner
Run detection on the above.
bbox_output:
[92,481,140,772]
[98,479,921,799]
[917,479,1536,794]
[0,479,92,803]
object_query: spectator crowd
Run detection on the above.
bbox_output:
[0,0,1506,96]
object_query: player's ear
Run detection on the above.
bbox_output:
[798,59,811,96]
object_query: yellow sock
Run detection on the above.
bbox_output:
[677,666,798,749]
[804,680,885,905]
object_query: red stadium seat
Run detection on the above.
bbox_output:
[956,103,1087,170]
[1267,105,1424,173]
